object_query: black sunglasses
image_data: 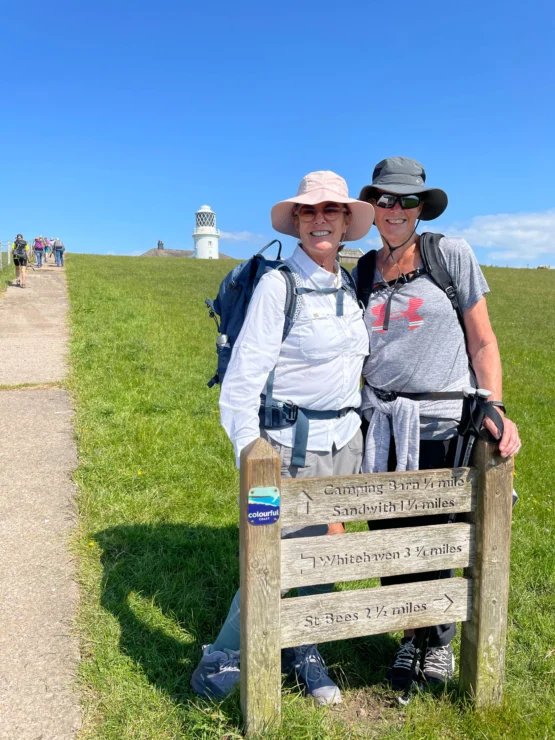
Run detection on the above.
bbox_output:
[375,193,422,210]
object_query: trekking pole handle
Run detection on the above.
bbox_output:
[463,386,504,443]
[462,386,492,401]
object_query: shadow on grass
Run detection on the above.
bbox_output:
[95,523,240,703]
[95,523,402,708]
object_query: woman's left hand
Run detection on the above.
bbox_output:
[482,414,521,458]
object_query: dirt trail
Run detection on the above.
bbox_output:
[0,263,81,739]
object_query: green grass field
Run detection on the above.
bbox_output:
[66,254,555,739]
[0,256,15,292]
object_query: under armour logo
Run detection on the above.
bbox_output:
[371,297,424,333]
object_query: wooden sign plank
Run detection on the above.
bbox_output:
[281,577,472,648]
[281,522,474,589]
[281,467,476,526]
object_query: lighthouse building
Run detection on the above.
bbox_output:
[192,205,220,259]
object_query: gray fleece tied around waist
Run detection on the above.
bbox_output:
[361,390,420,473]
[360,374,471,473]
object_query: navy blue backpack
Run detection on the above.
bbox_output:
[205,240,298,387]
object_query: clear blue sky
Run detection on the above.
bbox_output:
[2,0,555,266]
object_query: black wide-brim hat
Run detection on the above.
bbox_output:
[359,156,448,221]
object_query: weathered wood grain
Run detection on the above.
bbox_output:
[281,522,474,589]
[459,441,514,706]
[281,577,472,647]
[240,438,282,736]
[281,467,476,526]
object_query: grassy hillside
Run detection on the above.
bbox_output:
[0,257,15,293]
[66,255,555,739]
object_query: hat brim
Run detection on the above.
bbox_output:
[359,185,448,221]
[271,190,374,241]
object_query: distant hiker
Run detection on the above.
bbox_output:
[44,238,53,261]
[33,236,45,267]
[191,171,375,705]
[354,156,521,693]
[12,234,29,287]
[157,239,164,250]
[53,238,65,267]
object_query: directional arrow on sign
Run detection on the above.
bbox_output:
[433,593,454,612]
[300,553,316,573]
[297,490,313,515]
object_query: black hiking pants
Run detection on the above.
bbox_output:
[367,436,459,648]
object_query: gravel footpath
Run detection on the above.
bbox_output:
[0,264,82,739]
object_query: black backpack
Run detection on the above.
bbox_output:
[13,239,28,259]
[355,234,506,462]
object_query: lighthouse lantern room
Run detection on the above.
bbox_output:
[192,205,220,259]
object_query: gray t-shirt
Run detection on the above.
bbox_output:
[355,237,489,439]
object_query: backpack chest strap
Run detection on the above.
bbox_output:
[294,285,346,316]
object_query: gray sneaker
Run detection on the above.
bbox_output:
[286,644,342,706]
[422,643,455,684]
[190,644,240,698]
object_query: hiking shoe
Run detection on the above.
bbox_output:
[422,643,455,684]
[287,644,342,706]
[386,637,421,691]
[190,644,240,699]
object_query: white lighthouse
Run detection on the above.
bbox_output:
[192,204,220,259]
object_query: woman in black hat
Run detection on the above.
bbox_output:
[354,156,520,693]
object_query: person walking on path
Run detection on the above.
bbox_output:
[354,156,521,692]
[53,238,65,267]
[191,171,374,706]
[44,237,53,261]
[12,234,29,287]
[33,236,45,267]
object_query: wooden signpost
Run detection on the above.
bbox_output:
[239,438,513,735]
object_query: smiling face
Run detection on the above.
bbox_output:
[293,201,351,267]
[372,191,424,246]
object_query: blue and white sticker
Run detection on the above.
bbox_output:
[248,486,280,526]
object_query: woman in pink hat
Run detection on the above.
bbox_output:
[191,171,374,706]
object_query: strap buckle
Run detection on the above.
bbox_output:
[259,396,298,428]
[445,285,458,306]
[371,386,398,402]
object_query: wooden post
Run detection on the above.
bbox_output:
[459,440,514,705]
[240,438,282,736]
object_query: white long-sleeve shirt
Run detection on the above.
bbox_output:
[219,246,369,466]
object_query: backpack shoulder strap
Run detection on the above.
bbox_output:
[262,263,298,419]
[356,249,378,308]
[420,233,470,367]
[275,263,298,342]
[419,232,460,313]
[339,265,357,297]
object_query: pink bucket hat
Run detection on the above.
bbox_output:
[271,171,374,241]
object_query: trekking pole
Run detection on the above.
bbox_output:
[398,388,501,707]
[398,629,427,705]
